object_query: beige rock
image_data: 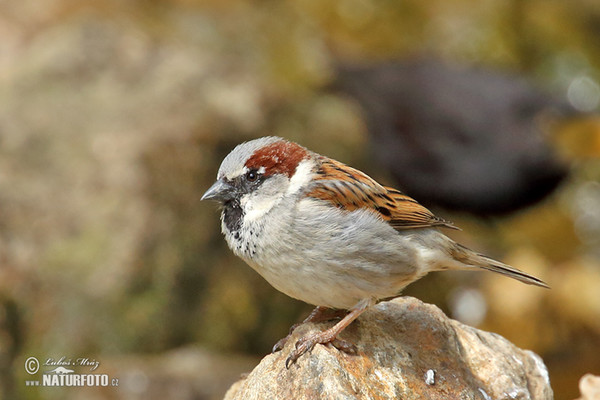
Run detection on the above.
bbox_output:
[577,374,600,400]
[224,297,552,400]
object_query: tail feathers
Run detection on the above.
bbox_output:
[452,244,549,288]
[477,256,549,288]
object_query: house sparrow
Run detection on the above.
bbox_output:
[202,136,548,367]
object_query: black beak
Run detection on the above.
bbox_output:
[201,179,236,203]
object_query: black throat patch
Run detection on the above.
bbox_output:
[223,200,243,233]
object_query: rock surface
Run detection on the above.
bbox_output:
[224,297,552,400]
[577,374,600,400]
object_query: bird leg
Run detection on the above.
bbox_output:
[285,305,368,368]
[272,306,348,353]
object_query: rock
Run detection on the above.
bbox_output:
[577,374,600,400]
[68,346,259,400]
[224,297,552,400]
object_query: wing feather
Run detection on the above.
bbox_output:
[305,157,456,231]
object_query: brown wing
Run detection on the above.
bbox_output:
[306,157,457,231]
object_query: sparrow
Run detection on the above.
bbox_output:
[202,136,548,367]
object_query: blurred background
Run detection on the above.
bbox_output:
[1,0,599,399]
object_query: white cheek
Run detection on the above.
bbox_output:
[241,193,280,222]
[286,159,313,196]
[240,159,312,223]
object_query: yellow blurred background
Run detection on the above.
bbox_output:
[1,0,599,399]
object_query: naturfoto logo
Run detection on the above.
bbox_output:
[24,356,119,388]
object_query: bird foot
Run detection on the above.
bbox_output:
[272,307,348,353]
[272,323,301,353]
[285,331,357,368]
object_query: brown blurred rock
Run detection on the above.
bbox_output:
[68,346,259,400]
[224,297,552,400]
[577,374,600,400]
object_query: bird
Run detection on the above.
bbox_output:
[333,59,570,215]
[201,136,548,367]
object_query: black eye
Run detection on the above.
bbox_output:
[246,170,259,182]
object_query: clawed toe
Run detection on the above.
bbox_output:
[272,337,287,353]
[272,340,284,353]
[282,304,367,368]
[272,322,301,353]
[285,332,357,368]
[285,334,317,368]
